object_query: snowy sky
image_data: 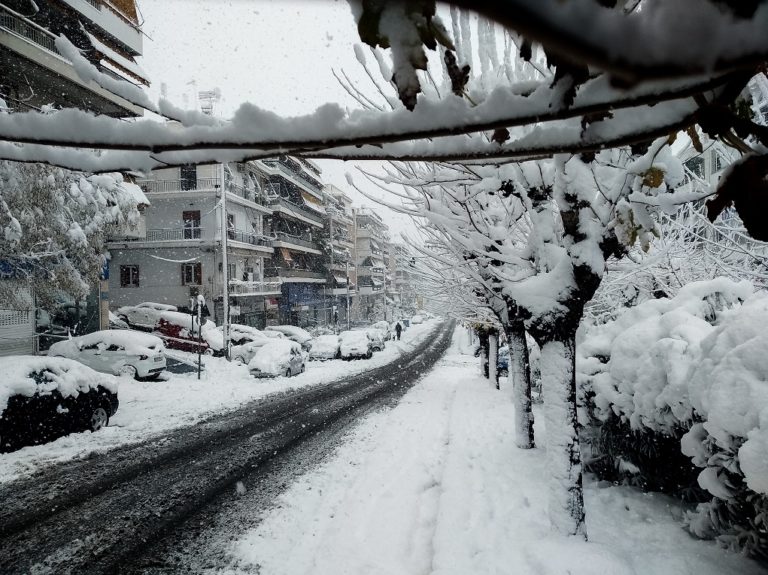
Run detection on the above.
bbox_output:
[137,0,416,240]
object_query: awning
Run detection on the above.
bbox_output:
[301,192,326,214]
[333,275,348,285]
[280,248,293,262]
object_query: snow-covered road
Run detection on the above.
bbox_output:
[0,320,441,485]
[226,329,763,575]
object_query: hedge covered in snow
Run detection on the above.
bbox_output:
[577,278,768,561]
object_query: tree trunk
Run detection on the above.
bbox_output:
[506,319,534,449]
[489,332,498,389]
[539,334,587,539]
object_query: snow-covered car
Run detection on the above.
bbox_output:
[497,345,510,377]
[248,340,306,378]
[116,302,178,331]
[0,356,119,452]
[153,311,224,356]
[49,330,166,380]
[108,311,129,330]
[366,328,386,352]
[410,314,424,325]
[226,323,278,346]
[371,321,392,341]
[264,325,313,350]
[308,334,341,361]
[339,330,373,360]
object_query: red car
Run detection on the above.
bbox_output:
[153,311,224,356]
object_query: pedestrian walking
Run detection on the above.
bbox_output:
[395,321,402,340]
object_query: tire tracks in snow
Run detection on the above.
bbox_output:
[0,322,454,575]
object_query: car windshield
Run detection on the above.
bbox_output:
[1,3,764,574]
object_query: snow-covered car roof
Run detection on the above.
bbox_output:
[371,321,390,331]
[340,330,369,343]
[264,325,313,343]
[118,302,177,312]
[0,355,117,414]
[309,334,340,356]
[49,330,164,358]
[248,340,301,374]
[223,324,273,344]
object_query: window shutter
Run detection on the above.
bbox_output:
[195,263,202,285]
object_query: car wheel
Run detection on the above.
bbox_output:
[118,364,138,379]
[300,363,306,374]
[88,405,109,432]
[234,355,245,364]
[366,351,372,359]
[204,348,215,356]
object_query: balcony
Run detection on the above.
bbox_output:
[228,230,273,251]
[145,227,206,242]
[358,265,387,276]
[229,280,282,297]
[272,231,322,254]
[268,197,325,227]
[262,158,323,197]
[265,268,326,284]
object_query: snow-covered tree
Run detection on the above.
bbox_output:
[0,161,144,310]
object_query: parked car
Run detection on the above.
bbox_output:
[410,314,424,325]
[371,321,392,341]
[366,328,386,352]
[497,345,510,377]
[248,340,306,378]
[226,323,279,346]
[309,334,341,361]
[264,325,314,350]
[153,311,224,356]
[0,356,119,452]
[49,330,166,380]
[116,302,178,331]
[339,330,373,360]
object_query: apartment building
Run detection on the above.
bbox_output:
[108,162,280,328]
[1,0,146,115]
[355,208,390,321]
[390,243,418,316]
[0,0,145,355]
[323,184,356,325]
[258,157,329,327]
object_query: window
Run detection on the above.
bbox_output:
[120,265,140,288]
[180,164,197,191]
[711,149,726,173]
[228,263,236,280]
[183,210,201,239]
[182,263,202,285]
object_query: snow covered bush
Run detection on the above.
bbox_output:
[577,278,768,561]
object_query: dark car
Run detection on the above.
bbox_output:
[0,356,119,452]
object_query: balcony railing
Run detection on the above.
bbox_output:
[226,180,269,206]
[137,178,219,194]
[229,280,282,296]
[144,227,204,242]
[1,5,61,56]
[272,231,320,251]
[227,230,273,248]
[268,197,325,225]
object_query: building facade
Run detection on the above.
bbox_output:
[354,208,391,321]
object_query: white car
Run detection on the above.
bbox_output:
[366,329,386,352]
[248,340,306,378]
[49,330,166,380]
[339,330,372,360]
[371,321,392,341]
[410,314,424,325]
[116,302,178,331]
[226,324,280,346]
[308,334,340,361]
[264,325,314,350]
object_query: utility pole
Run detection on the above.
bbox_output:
[328,207,333,326]
[346,260,351,331]
[219,163,230,360]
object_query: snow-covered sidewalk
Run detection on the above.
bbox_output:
[225,329,762,575]
[0,321,441,484]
